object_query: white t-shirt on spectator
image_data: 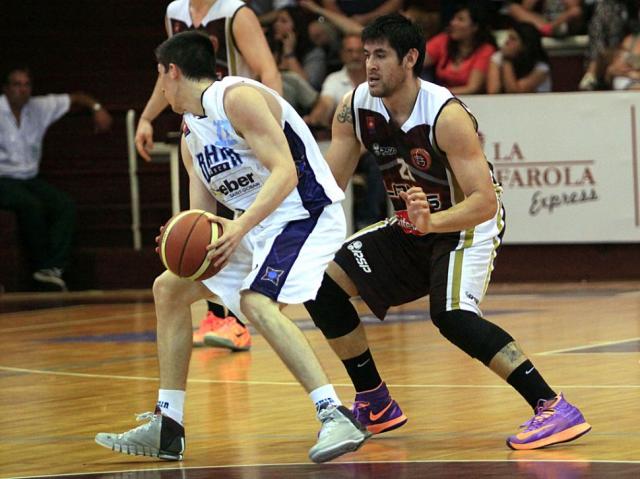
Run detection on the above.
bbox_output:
[320,67,354,106]
[0,94,70,179]
[490,51,552,93]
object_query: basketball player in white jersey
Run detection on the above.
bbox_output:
[137,0,283,352]
[304,14,591,451]
[95,31,370,463]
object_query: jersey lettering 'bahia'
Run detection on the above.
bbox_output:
[183,77,344,223]
[352,79,494,234]
[166,0,251,80]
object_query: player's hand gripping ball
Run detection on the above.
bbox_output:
[157,209,223,280]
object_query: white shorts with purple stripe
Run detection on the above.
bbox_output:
[202,202,346,319]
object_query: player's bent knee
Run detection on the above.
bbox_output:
[304,274,361,339]
[153,271,202,305]
[432,310,514,365]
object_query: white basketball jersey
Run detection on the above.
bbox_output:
[166,0,252,79]
[183,76,344,223]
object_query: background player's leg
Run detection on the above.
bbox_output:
[193,203,251,351]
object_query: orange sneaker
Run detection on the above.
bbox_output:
[204,316,252,352]
[193,311,225,347]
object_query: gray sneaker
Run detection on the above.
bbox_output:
[308,404,371,463]
[95,411,185,461]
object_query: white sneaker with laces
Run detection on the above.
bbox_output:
[95,411,185,461]
[308,404,371,463]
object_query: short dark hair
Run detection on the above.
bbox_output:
[155,31,217,81]
[2,65,31,86]
[361,14,426,77]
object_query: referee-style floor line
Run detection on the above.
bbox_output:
[538,337,640,356]
[2,365,639,390]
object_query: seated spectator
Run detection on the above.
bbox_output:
[320,0,404,26]
[504,0,583,37]
[424,2,497,94]
[270,6,327,90]
[579,0,637,90]
[487,21,552,93]
[280,70,319,115]
[304,34,365,127]
[605,26,640,90]
[0,66,112,291]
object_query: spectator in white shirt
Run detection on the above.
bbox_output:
[304,34,365,128]
[0,66,112,291]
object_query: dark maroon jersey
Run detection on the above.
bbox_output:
[351,80,486,234]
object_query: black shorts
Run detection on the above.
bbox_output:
[334,214,504,320]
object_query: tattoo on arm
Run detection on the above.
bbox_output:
[336,102,353,124]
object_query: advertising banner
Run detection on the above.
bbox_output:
[462,92,640,243]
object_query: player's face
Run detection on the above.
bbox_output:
[157,63,181,113]
[363,39,407,98]
[3,70,32,109]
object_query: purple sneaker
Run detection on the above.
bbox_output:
[507,393,591,450]
[352,382,407,434]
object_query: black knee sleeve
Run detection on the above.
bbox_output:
[304,274,361,339]
[432,310,514,365]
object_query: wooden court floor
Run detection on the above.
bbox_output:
[1,282,639,479]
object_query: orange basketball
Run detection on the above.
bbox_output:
[158,209,223,281]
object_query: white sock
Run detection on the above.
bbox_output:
[309,384,342,412]
[157,389,185,424]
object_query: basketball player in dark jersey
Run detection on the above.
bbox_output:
[135,0,282,352]
[304,14,591,450]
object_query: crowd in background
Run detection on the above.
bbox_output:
[244,0,640,121]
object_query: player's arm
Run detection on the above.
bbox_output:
[205,85,298,265]
[233,7,283,95]
[135,15,173,161]
[181,135,217,213]
[224,86,298,231]
[324,91,362,191]
[404,101,497,234]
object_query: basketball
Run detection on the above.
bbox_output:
[158,209,223,281]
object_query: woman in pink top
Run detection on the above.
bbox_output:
[424,2,496,94]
